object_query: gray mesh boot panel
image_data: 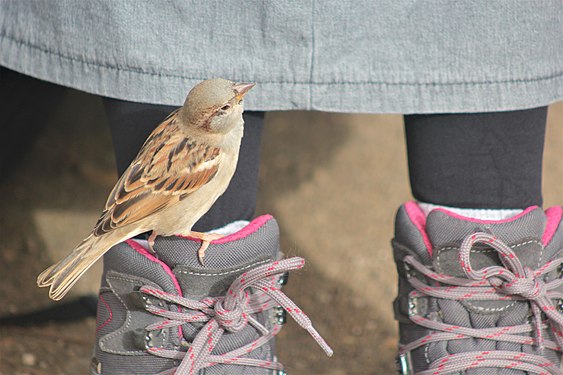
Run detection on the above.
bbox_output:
[90,216,286,375]
[393,204,563,375]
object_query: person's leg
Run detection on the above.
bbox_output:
[404,107,547,210]
[393,108,563,374]
[103,98,265,231]
[0,67,66,182]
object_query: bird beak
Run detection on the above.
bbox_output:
[234,82,255,101]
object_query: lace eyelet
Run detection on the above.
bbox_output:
[278,272,289,286]
[146,329,167,349]
[130,290,166,309]
[273,306,287,325]
[90,357,102,375]
[129,290,153,308]
[397,352,413,375]
[132,328,167,350]
[403,262,416,279]
[408,297,418,317]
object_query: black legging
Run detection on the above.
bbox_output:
[105,100,548,218]
[0,67,65,182]
[404,109,547,209]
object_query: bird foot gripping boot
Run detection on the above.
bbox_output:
[90,215,332,375]
[393,202,563,375]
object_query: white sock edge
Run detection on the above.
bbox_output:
[132,220,251,248]
[209,220,250,235]
[418,202,524,221]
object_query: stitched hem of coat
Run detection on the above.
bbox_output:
[1,34,562,113]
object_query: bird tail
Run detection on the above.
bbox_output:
[37,234,115,301]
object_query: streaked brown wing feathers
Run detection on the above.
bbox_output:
[93,112,221,237]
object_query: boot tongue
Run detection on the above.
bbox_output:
[152,215,280,299]
[151,216,281,361]
[426,207,546,277]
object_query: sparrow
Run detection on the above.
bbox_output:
[37,78,255,301]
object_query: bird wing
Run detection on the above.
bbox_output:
[93,111,221,236]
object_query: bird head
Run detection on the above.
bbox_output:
[179,78,255,134]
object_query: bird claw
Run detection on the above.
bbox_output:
[147,231,158,254]
[198,241,210,265]
[188,231,224,265]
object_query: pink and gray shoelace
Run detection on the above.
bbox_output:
[137,257,333,375]
[400,232,563,374]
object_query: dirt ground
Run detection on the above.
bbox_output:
[0,89,561,375]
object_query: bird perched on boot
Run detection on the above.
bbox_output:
[37,78,255,301]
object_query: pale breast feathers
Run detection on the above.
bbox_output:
[93,113,221,236]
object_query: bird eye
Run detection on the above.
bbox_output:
[220,104,231,111]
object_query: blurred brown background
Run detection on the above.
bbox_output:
[0,90,561,374]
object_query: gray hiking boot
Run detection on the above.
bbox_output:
[393,202,563,374]
[90,215,332,375]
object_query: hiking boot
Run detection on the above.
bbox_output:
[90,214,332,374]
[393,202,563,374]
